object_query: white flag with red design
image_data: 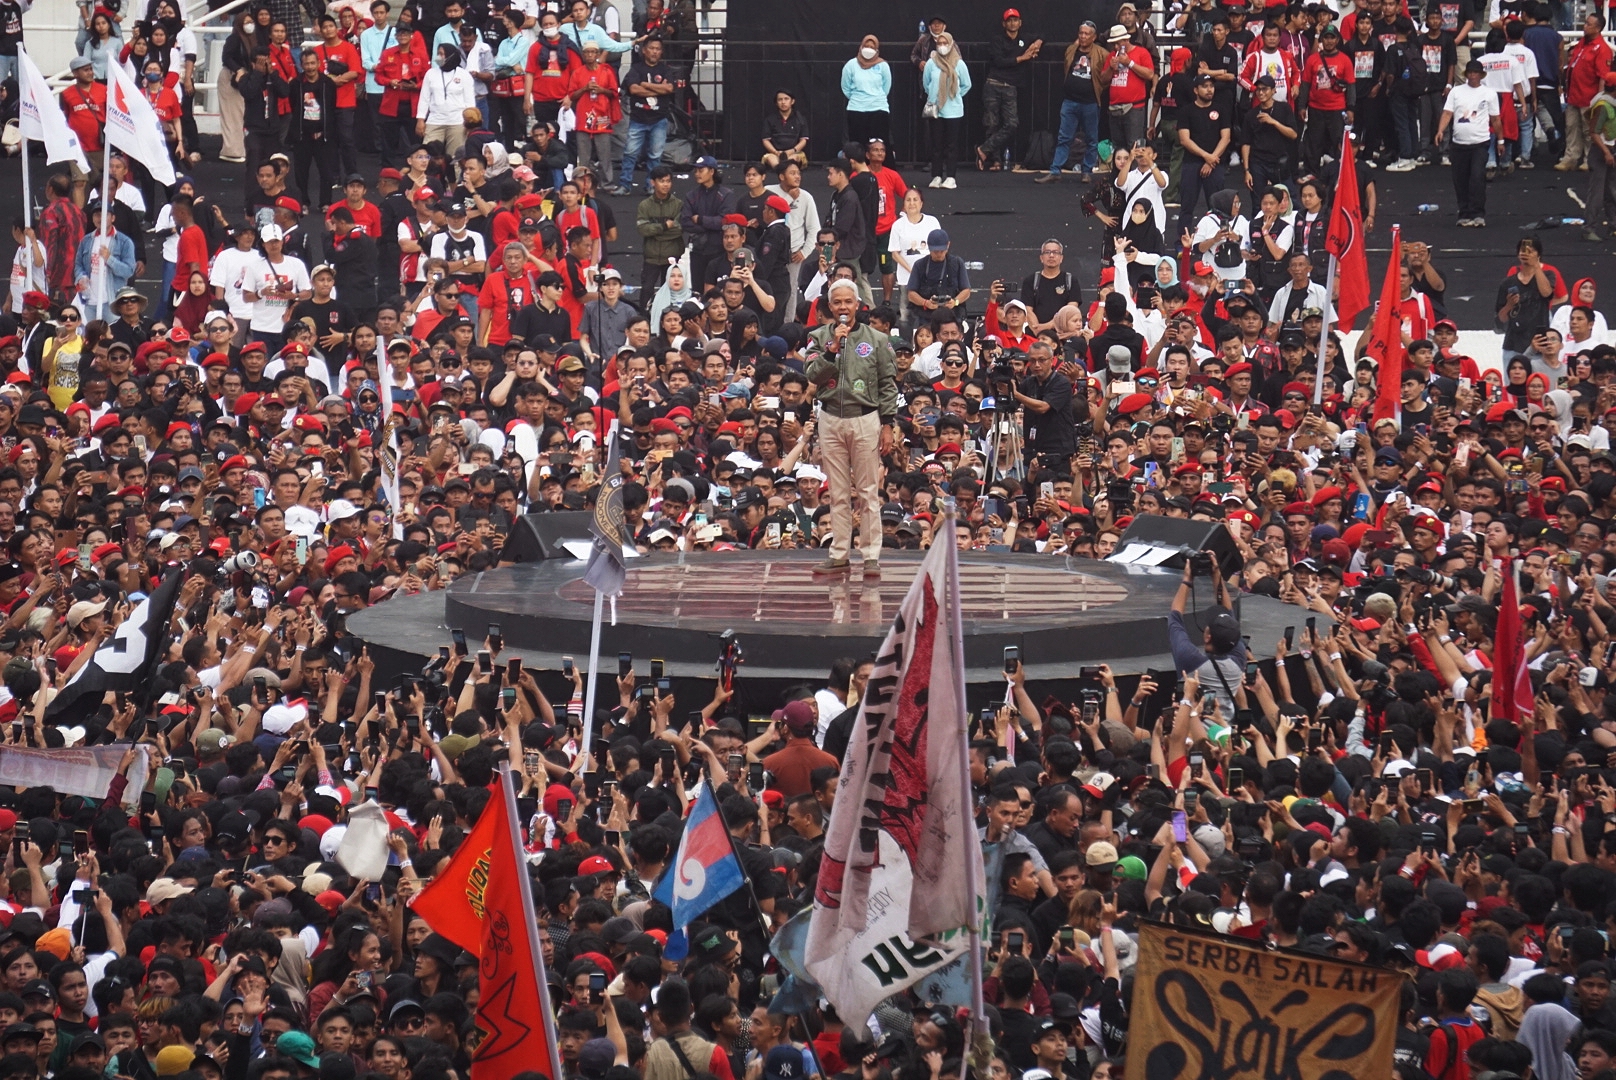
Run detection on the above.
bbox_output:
[105,61,176,185]
[17,48,88,171]
[803,535,982,1024]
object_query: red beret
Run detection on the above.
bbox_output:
[91,414,122,434]
[219,455,249,472]
[0,336,19,351]
[164,422,191,439]
[664,405,694,422]
[21,291,47,309]
[1274,408,1298,429]
[1282,382,1309,396]
[1224,362,1254,379]
[324,544,355,575]
[721,214,748,227]
[90,542,122,563]
[292,414,326,432]
[1540,476,1567,492]
[1173,462,1201,476]
[202,351,231,368]
[232,393,262,416]
[765,194,792,215]
[936,442,963,457]
[1116,392,1153,415]
[648,417,680,435]
[1411,514,1445,539]
[1282,502,1314,518]
[274,195,303,214]
[1312,485,1343,506]
[239,341,268,356]
[515,193,543,209]
[379,167,404,180]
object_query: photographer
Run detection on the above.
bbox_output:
[1011,341,1078,465]
[1168,558,1246,719]
[904,229,973,322]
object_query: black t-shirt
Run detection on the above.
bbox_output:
[1181,99,1230,157]
[1343,35,1384,85]
[1198,42,1242,111]
[1017,371,1076,456]
[1411,272,1448,320]
[1241,100,1298,164]
[1418,30,1458,83]
[1021,270,1081,325]
[624,59,674,120]
[509,302,572,345]
[288,297,356,338]
[1063,48,1098,103]
[1427,0,1476,32]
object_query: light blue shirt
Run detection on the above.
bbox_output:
[433,21,467,54]
[495,33,529,74]
[922,55,971,119]
[839,57,891,113]
[360,23,394,93]
[559,19,632,54]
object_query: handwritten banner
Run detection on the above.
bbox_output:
[1125,923,1399,1080]
[0,744,149,808]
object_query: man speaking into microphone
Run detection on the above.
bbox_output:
[805,278,898,576]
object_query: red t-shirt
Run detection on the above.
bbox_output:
[477,269,537,346]
[325,198,383,239]
[1301,50,1353,111]
[1105,44,1154,105]
[871,165,908,236]
[315,40,364,108]
[175,224,210,277]
[61,83,107,153]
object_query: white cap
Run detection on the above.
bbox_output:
[795,464,827,483]
[327,498,362,521]
[259,223,284,242]
[66,599,108,628]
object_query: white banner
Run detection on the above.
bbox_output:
[803,534,981,1024]
[105,62,177,186]
[17,48,89,172]
[0,743,150,808]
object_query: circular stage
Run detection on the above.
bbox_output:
[381,550,1312,683]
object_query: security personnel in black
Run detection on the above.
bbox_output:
[753,194,794,333]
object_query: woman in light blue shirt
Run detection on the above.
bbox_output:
[922,32,971,188]
[840,34,891,146]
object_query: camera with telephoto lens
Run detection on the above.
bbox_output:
[990,355,1018,396]
[1106,478,1134,515]
[1396,566,1456,591]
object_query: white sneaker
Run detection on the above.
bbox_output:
[219,155,246,164]
[942,177,957,189]
[928,177,943,189]
[1386,158,1417,172]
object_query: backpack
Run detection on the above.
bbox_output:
[1394,43,1429,96]
[1023,130,1056,171]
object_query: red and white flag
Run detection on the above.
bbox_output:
[105,62,176,186]
[17,48,88,172]
[804,531,983,1024]
[1492,558,1533,721]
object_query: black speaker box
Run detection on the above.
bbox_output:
[504,512,595,563]
[1115,515,1242,579]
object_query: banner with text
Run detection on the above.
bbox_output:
[1125,923,1399,1080]
[0,744,149,808]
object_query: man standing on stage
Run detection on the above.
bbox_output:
[805,279,897,577]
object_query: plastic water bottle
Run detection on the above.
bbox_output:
[1416,203,1439,213]
[1563,217,1586,225]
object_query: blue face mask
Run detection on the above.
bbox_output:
[145,71,163,82]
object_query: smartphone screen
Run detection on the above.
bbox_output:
[1172,811,1188,843]
[618,652,633,677]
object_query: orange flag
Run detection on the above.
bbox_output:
[1365,227,1405,427]
[411,771,563,1080]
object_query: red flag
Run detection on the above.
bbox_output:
[411,773,562,1080]
[1491,558,1533,721]
[1325,130,1370,330]
[1365,227,1405,427]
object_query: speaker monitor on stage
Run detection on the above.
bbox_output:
[503,512,596,563]
[1108,516,1241,579]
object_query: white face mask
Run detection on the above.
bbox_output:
[543,25,560,36]
[860,46,877,60]
[936,43,951,54]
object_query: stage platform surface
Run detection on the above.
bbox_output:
[348,551,1322,685]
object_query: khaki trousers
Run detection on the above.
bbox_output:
[819,409,882,562]
[216,74,246,160]
[1561,105,1587,168]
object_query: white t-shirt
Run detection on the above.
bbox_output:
[156,204,180,263]
[887,213,941,287]
[1444,82,1499,145]
[1479,50,1525,96]
[210,247,269,319]
[1125,167,1167,234]
[249,255,312,333]
[1502,41,1538,87]
[9,245,44,316]
[1194,212,1251,283]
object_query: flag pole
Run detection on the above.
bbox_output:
[1313,252,1336,406]
[498,762,565,1080]
[579,588,605,758]
[943,499,986,1038]
[91,71,115,320]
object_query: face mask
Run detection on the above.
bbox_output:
[543,26,560,36]
[860,46,876,60]
[936,43,951,54]
[145,71,163,82]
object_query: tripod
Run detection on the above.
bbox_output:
[985,412,1026,482]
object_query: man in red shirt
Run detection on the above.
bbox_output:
[325,175,383,238]
[60,58,106,163]
[172,197,211,297]
[314,13,364,180]
[866,138,907,306]
[1558,13,1616,171]
[1100,24,1154,150]
[1297,25,1352,174]
[477,241,539,346]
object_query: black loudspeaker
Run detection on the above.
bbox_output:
[504,511,595,563]
[1111,515,1242,579]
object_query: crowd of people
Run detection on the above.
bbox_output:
[0,3,1608,1080]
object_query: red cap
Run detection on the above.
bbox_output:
[167,327,191,344]
[1003,6,1020,16]
[1274,408,1298,429]
[578,855,614,875]
[379,167,403,180]
[53,548,79,568]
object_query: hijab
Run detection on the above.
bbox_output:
[856,34,883,69]
[1122,199,1164,255]
[438,43,463,70]
[653,268,693,319]
[1208,189,1239,222]
[929,32,960,105]
[1545,388,1576,439]
[1517,1003,1579,1080]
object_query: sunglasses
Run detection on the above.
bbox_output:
[60,314,81,323]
